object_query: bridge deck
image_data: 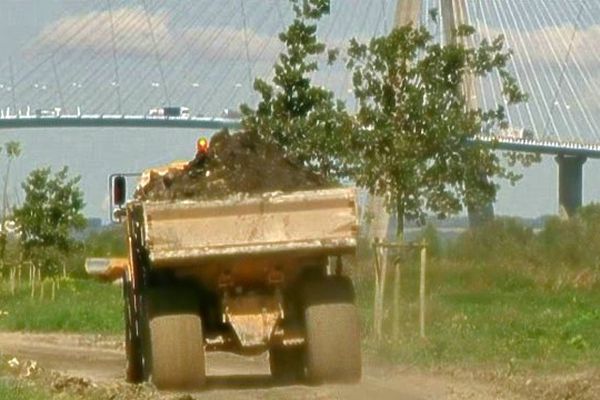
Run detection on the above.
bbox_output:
[1,116,600,159]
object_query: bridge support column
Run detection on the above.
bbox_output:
[555,155,586,217]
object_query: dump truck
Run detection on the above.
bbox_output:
[112,176,362,389]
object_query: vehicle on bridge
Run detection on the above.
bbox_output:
[498,127,535,140]
[109,162,362,389]
[221,108,243,119]
[147,106,191,119]
[34,108,62,118]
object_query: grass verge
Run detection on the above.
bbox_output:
[0,378,54,400]
[0,279,122,334]
[357,260,600,373]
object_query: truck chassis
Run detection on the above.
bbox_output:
[121,189,362,389]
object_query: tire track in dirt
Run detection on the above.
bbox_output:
[0,332,518,399]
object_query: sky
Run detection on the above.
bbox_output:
[0,0,600,221]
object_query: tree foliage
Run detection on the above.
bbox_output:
[13,167,86,273]
[2,141,21,218]
[0,141,22,264]
[240,0,352,179]
[347,23,534,233]
[243,1,535,237]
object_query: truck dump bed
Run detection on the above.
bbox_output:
[140,188,358,268]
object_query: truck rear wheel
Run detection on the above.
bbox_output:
[303,278,362,383]
[269,346,304,382]
[148,314,206,390]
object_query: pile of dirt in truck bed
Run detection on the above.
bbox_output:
[135,129,330,201]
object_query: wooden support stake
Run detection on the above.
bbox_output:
[419,242,427,339]
[17,264,22,289]
[378,246,388,340]
[392,259,401,340]
[373,241,382,341]
[30,266,36,299]
[9,267,15,296]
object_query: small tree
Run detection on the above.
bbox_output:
[347,24,536,236]
[0,141,22,265]
[241,0,352,179]
[2,141,21,219]
[13,167,86,275]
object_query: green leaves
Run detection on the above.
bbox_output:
[13,167,86,274]
[347,25,530,233]
[241,0,349,180]
[242,0,534,237]
[4,141,21,159]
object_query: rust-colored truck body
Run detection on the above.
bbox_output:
[121,188,362,389]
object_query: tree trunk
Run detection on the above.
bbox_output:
[396,201,405,243]
[2,160,12,220]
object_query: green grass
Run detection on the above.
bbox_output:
[355,246,600,373]
[0,279,123,334]
[0,379,54,400]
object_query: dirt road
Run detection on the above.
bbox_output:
[0,332,517,399]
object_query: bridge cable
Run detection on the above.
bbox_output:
[463,1,492,123]
[50,55,66,112]
[197,2,270,113]
[106,0,123,114]
[89,0,163,113]
[322,0,363,99]
[119,0,202,111]
[172,2,243,112]
[542,0,586,139]
[64,1,149,113]
[13,1,101,94]
[477,0,531,131]
[222,3,283,110]
[480,0,535,136]
[8,58,17,115]
[507,0,577,141]
[476,0,522,128]
[141,0,241,114]
[543,0,600,142]
[502,0,565,139]
[240,0,254,97]
[139,0,171,105]
[533,0,586,142]
[30,2,129,113]
[169,1,240,110]
[133,0,241,113]
[532,0,599,142]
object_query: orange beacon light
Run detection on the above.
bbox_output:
[197,137,209,154]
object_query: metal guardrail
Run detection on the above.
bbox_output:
[473,135,600,159]
[0,115,242,130]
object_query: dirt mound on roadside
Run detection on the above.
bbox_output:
[135,130,330,201]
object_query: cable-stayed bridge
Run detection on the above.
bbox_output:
[0,0,599,214]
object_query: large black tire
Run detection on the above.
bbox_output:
[148,314,206,390]
[123,281,144,383]
[303,278,362,383]
[269,346,304,383]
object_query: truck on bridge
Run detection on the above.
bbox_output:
[110,160,362,389]
[147,106,191,119]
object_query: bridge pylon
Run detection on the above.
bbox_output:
[555,155,586,217]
